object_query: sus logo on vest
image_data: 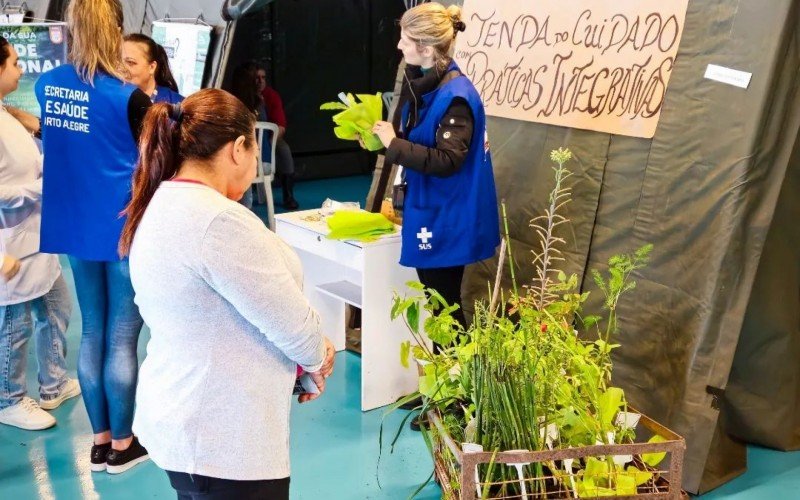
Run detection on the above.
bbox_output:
[417,227,432,251]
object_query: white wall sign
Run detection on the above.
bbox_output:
[704,64,752,89]
[151,21,212,96]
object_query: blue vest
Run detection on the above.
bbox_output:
[152,85,184,104]
[399,62,500,269]
[35,65,139,261]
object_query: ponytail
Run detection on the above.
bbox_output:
[118,103,179,256]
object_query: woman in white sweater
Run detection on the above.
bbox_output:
[118,89,334,499]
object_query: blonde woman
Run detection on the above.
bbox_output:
[35,0,151,473]
[371,3,500,332]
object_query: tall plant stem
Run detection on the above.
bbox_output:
[534,162,565,311]
[501,202,519,298]
[491,239,507,314]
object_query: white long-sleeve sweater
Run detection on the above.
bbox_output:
[130,181,325,480]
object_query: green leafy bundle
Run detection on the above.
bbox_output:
[320,93,383,151]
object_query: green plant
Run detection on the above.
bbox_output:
[384,148,656,498]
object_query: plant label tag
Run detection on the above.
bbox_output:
[613,454,634,467]
[539,423,559,448]
[462,442,483,453]
[616,411,642,431]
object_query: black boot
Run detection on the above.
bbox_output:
[282,173,299,210]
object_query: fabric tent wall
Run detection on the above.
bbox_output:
[460,0,800,493]
[32,0,274,89]
[19,0,50,17]
[724,77,800,451]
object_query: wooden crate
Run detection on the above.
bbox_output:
[428,409,686,499]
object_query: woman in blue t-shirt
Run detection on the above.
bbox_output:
[123,33,184,104]
[35,0,151,474]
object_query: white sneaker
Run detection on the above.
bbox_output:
[0,397,57,430]
[40,378,82,410]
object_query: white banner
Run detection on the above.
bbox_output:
[151,21,212,96]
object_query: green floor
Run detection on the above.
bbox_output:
[1,175,798,499]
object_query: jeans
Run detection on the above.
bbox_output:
[239,137,295,211]
[0,275,72,410]
[69,257,143,440]
[166,471,290,500]
[275,138,295,175]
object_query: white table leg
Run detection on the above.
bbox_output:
[360,244,421,411]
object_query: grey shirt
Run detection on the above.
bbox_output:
[130,181,325,480]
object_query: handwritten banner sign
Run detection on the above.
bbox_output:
[454,0,689,138]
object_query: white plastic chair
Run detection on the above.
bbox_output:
[254,121,279,230]
[381,91,394,119]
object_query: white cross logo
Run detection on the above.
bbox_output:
[417,227,433,244]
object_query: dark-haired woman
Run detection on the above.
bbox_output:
[0,35,79,432]
[35,0,150,473]
[226,61,300,210]
[120,89,335,500]
[123,33,184,104]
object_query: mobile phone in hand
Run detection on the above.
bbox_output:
[292,373,320,395]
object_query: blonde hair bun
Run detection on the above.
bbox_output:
[446,5,462,22]
[401,2,466,62]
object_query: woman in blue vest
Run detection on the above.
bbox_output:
[35,0,150,474]
[123,34,184,104]
[372,2,500,329]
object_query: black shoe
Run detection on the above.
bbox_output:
[397,394,423,410]
[410,413,428,432]
[106,436,150,474]
[90,442,111,472]
[281,173,299,210]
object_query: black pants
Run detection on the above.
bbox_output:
[416,265,466,330]
[166,471,290,500]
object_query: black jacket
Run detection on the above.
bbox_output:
[385,61,474,177]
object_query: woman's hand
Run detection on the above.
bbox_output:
[319,337,335,378]
[298,371,325,403]
[298,338,336,404]
[6,106,40,135]
[372,121,396,148]
[1,255,21,282]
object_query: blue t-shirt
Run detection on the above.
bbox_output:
[35,64,141,261]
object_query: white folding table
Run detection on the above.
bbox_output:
[275,210,420,411]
